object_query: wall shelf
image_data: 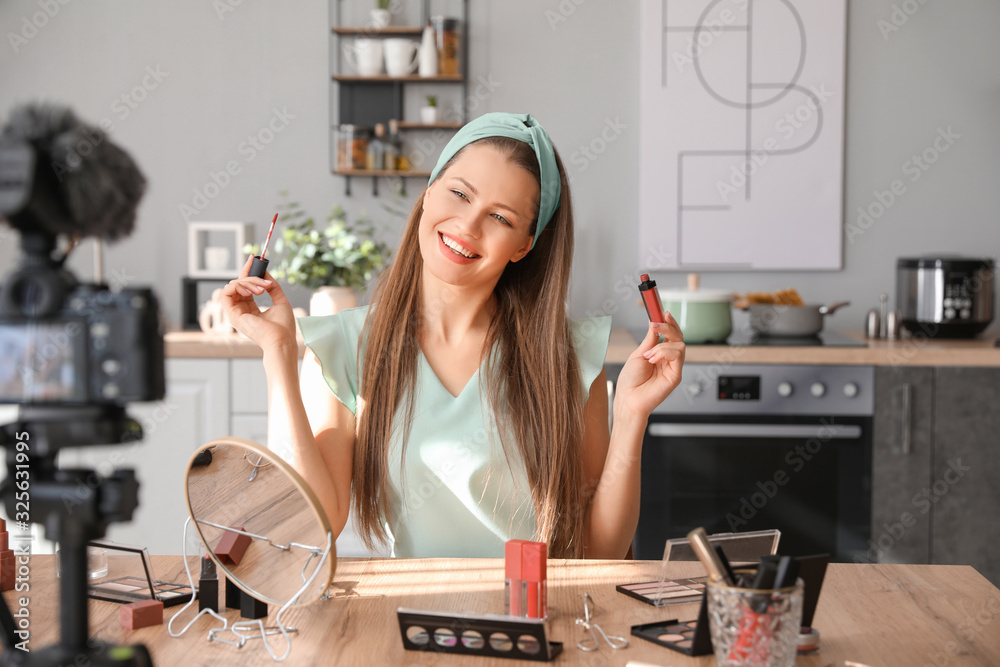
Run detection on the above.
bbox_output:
[332,74,463,83]
[330,0,469,197]
[332,26,424,35]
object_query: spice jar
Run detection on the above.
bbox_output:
[431,16,460,76]
[336,124,369,170]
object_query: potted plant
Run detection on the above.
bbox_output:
[246,192,392,316]
[371,0,391,28]
[420,95,439,124]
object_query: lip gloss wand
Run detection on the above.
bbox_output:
[249,213,279,278]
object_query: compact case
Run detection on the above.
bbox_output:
[397,608,562,662]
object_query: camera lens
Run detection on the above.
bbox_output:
[2,268,66,317]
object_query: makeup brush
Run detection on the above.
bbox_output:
[249,213,278,278]
[687,527,733,586]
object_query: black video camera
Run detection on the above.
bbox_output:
[0,106,164,407]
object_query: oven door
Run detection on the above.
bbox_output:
[634,414,872,562]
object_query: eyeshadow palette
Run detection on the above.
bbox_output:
[397,608,562,662]
[89,576,196,608]
[616,576,708,607]
[85,539,198,608]
[631,590,713,657]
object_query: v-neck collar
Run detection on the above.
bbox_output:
[417,348,486,399]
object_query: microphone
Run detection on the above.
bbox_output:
[0,102,146,242]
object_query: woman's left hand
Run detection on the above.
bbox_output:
[614,314,686,420]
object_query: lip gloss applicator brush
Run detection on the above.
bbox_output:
[249,213,278,278]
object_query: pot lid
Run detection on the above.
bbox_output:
[658,288,734,302]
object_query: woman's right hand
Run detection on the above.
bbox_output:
[221,254,297,353]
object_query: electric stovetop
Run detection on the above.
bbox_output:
[630,328,866,347]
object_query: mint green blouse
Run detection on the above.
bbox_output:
[297,306,612,558]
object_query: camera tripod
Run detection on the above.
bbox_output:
[0,406,153,666]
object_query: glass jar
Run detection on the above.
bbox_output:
[336,124,370,170]
[431,16,460,76]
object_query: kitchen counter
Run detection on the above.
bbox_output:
[681,331,1000,366]
[166,327,1000,366]
[165,327,642,363]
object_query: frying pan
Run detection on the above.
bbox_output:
[745,302,850,337]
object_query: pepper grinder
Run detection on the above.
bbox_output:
[879,293,889,339]
[865,308,881,339]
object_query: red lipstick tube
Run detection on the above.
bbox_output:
[521,542,547,620]
[638,273,666,324]
[504,540,525,616]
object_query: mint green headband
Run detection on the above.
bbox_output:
[428,112,560,249]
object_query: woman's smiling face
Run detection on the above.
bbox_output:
[418,143,539,288]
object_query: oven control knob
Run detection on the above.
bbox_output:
[687,383,703,397]
[810,382,826,397]
[843,382,859,398]
[777,382,793,397]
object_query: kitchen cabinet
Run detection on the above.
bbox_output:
[872,367,934,565]
[931,367,1000,585]
[872,366,1000,586]
[330,0,469,195]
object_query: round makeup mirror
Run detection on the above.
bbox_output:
[185,437,335,606]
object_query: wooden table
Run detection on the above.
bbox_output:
[7,557,1000,666]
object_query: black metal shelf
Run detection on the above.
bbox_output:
[330,0,469,197]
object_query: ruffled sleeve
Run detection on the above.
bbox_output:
[297,305,369,415]
[569,316,612,401]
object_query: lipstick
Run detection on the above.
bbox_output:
[638,273,666,324]
[521,541,547,620]
[249,213,278,278]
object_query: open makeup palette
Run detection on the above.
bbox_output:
[86,540,197,608]
[617,529,780,607]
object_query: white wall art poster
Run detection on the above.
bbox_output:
[639,0,847,270]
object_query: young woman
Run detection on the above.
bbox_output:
[222,113,685,559]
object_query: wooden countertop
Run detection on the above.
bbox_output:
[165,327,640,363]
[681,331,1000,366]
[8,556,1000,665]
[167,327,1000,367]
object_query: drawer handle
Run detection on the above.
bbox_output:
[897,382,912,456]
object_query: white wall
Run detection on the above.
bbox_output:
[1,0,998,333]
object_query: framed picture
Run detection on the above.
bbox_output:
[187,221,253,278]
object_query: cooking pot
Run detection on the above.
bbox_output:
[746,301,850,337]
[659,274,733,343]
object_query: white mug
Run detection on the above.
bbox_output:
[384,38,419,77]
[347,38,383,76]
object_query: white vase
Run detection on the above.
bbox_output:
[310,286,359,317]
[420,106,439,124]
[371,8,391,28]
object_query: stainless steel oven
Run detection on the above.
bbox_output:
[632,363,874,562]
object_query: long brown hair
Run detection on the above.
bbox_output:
[353,137,586,557]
